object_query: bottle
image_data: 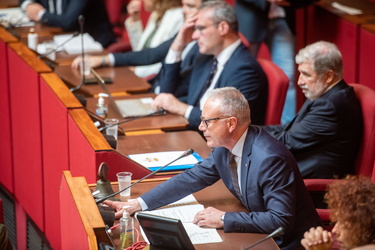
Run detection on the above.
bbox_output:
[27,28,38,51]
[119,206,134,249]
[96,93,108,118]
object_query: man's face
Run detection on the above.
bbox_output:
[192,9,222,56]
[182,0,201,18]
[199,99,231,148]
[332,222,348,249]
[297,61,329,101]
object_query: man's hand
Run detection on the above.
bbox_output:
[193,207,225,229]
[102,199,142,219]
[25,3,45,21]
[300,226,333,250]
[170,12,198,53]
[127,0,141,22]
[152,93,188,116]
[71,55,102,69]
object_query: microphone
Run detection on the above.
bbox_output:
[70,15,85,92]
[98,108,166,132]
[95,149,195,204]
[38,31,80,59]
[243,227,284,250]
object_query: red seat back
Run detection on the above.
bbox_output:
[258,58,290,125]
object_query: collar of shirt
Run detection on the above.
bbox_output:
[231,128,248,191]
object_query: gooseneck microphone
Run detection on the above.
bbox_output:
[98,108,166,132]
[95,149,194,204]
[38,31,80,59]
[70,15,85,92]
[243,227,284,249]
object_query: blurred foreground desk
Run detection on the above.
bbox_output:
[55,64,151,95]
[60,171,279,250]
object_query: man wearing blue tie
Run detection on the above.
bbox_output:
[105,87,321,249]
[152,1,268,128]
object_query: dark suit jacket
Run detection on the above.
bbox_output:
[113,37,174,67]
[141,126,321,249]
[234,0,317,43]
[20,0,116,47]
[262,80,363,178]
[160,43,268,128]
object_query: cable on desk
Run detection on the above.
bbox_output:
[125,227,148,250]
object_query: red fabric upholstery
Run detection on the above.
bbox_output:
[257,58,290,125]
[304,83,375,223]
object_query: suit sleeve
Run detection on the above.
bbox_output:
[264,99,338,153]
[224,154,297,234]
[140,154,221,210]
[40,0,88,30]
[113,38,173,66]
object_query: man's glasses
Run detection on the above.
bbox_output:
[193,22,219,34]
[200,116,232,128]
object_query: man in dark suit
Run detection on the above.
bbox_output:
[20,0,116,47]
[104,87,321,249]
[262,41,363,179]
[152,1,268,128]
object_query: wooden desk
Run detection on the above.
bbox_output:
[55,64,151,95]
[108,179,280,250]
[86,93,189,132]
[117,131,211,159]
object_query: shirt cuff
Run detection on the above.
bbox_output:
[165,48,182,64]
[108,53,115,67]
[21,0,34,11]
[184,105,193,120]
[37,9,46,21]
[137,197,148,211]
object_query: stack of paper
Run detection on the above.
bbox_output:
[53,33,103,54]
[138,195,222,245]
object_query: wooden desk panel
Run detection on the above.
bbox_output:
[116,131,211,159]
[86,93,189,132]
[54,65,151,95]
[109,179,280,250]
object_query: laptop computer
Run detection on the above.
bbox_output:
[136,212,195,250]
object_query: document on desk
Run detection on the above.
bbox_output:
[140,194,223,244]
[128,151,203,171]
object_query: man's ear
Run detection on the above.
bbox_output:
[325,70,335,83]
[218,21,230,36]
[228,117,237,133]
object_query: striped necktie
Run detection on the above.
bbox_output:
[196,58,218,105]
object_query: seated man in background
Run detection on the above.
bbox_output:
[262,41,363,179]
[301,176,375,249]
[104,87,322,249]
[152,0,268,129]
[71,0,208,84]
[20,0,116,47]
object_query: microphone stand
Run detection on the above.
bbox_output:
[243,227,284,250]
[98,108,166,132]
[70,15,85,92]
[95,149,194,204]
